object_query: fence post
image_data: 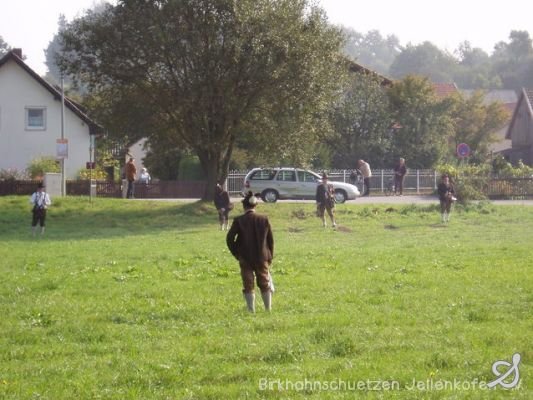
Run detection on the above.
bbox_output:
[416,170,420,194]
[381,169,384,193]
[434,170,437,190]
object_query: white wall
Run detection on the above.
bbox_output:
[0,60,92,179]
[128,138,148,175]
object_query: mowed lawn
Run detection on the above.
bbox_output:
[0,196,531,399]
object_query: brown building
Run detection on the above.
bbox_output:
[506,88,533,165]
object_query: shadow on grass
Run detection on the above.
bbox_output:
[0,198,221,242]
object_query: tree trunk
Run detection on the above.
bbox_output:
[201,156,218,201]
[197,134,235,201]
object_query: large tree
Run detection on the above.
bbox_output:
[341,28,401,76]
[447,91,510,162]
[388,75,454,168]
[59,0,344,199]
[389,41,458,83]
[491,30,533,91]
[453,41,501,89]
[0,35,11,57]
[329,71,393,169]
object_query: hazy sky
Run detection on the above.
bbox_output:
[1,0,532,75]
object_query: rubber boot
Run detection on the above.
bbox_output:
[243,292,255,313]
[261,291,272,312]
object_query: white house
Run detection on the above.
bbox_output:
[0,49,101,178]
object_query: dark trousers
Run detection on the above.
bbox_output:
[127,179,135,198]
[217,208,229,223]
[394,175,404,194]
[363,178,370,196]
[32,208,46,227]
[440,198,452,213]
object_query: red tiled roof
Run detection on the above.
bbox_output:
[503,102,517,115]
[432,83,459,98]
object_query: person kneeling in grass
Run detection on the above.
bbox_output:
[226,191,274,312]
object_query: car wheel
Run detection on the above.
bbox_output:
[334,189,347,204]
[262,189,278,203]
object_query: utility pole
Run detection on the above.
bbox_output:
[60,74,66,197]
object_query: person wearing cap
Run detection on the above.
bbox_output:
[125,157,137,198]
[316,172,336,228]
[437,174,456,223]
[226,191,274,312]
[29,183,52,236]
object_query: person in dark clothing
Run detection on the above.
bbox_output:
[226,191,274,312]
[437,175,457,223]
[393,158,407,195]
[214,183,232,230]
[316,172,336,228]
[124,157,137,199]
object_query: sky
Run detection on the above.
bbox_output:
[1,0,532,76]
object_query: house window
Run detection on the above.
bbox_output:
[25,107,46,130]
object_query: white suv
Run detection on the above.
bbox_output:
[242,168,360,203]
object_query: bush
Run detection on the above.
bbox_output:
[492,156,533,177]
[0,168,27,180]
[26,157,60,179]
[77,167,108,180]
[436,164,489,203]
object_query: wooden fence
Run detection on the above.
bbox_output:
[1,174,532,199]
[0,180,206,198]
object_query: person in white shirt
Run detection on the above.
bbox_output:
[357,159,372,196]
[29,183,52,236]
[139,168,151,185]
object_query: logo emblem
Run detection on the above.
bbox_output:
[487,353,521,389]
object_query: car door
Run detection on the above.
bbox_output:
[297,170,321,199]
[275,169,298,198]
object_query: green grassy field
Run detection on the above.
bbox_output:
[0,196,531,399]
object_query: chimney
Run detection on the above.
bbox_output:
[12,48,23,58]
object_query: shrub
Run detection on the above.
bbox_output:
[0,168,27,180]
[77,167,108,180]
[436,164,489,203]
[26,157,60,179]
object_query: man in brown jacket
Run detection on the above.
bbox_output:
[226,191,274,312]
[125,157,137,199]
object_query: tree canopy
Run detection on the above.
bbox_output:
[387,75,453,168]
[59,0,345,199]
[0,36,11,57]
[330,71,393,168]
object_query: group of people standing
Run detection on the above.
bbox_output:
[350,158,407,197]
[124,157,151,199]
[221,163,457,313]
